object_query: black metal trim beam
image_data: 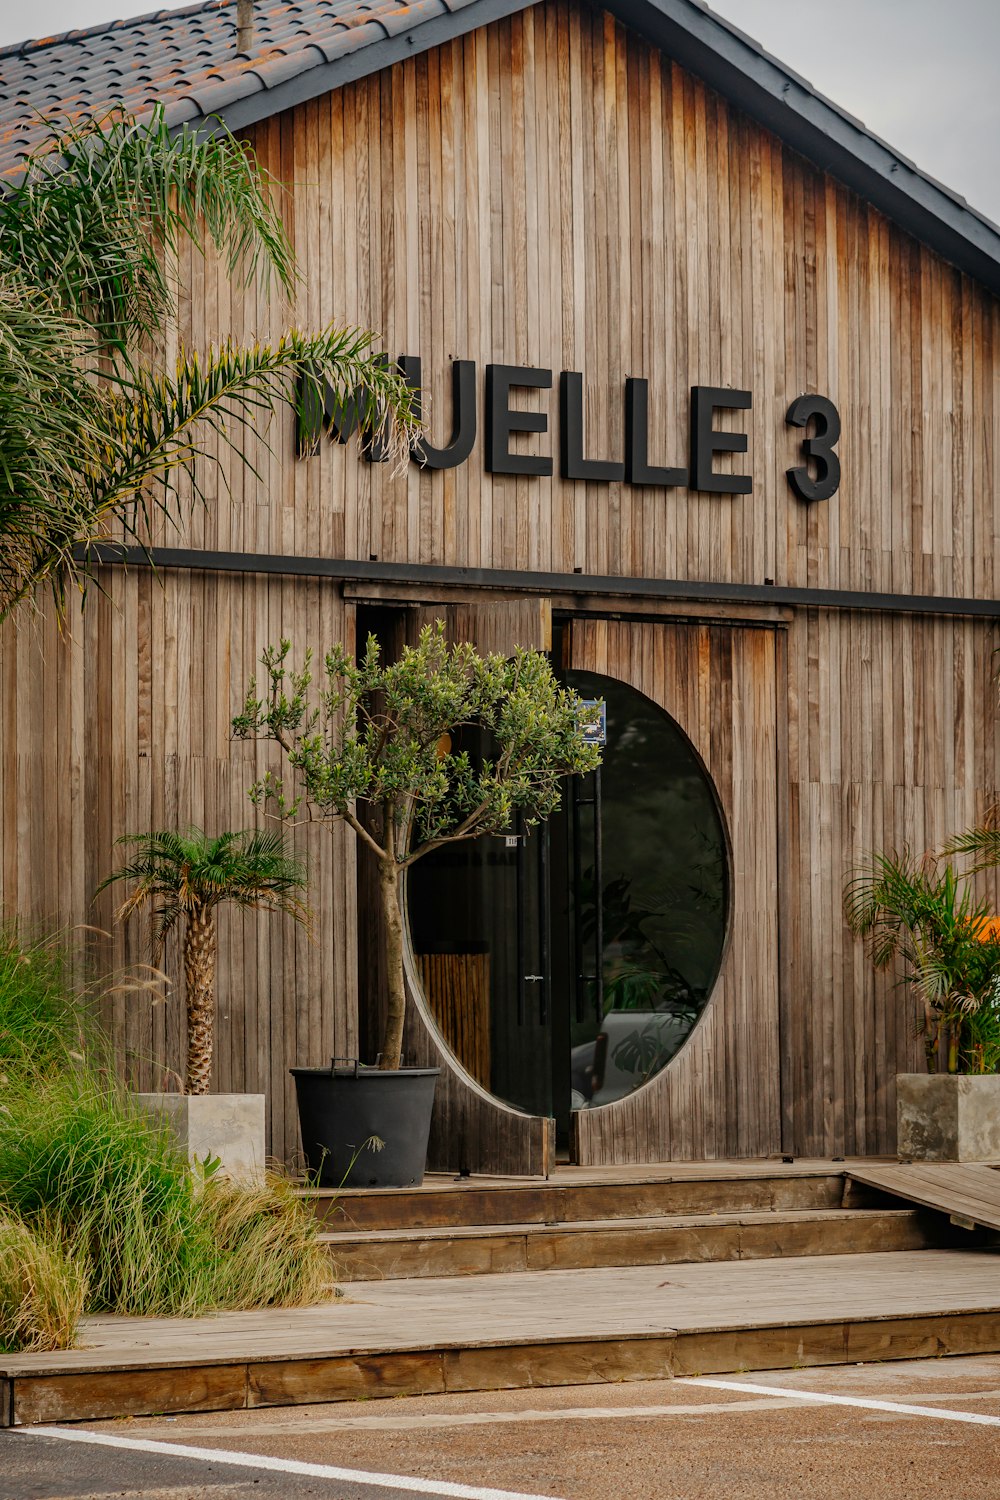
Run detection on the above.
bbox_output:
[82,545,1000,619]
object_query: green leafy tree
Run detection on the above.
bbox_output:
[233,621,602,1069]
[844,848,1000,1073]
[97,829,310,1094]
[0,108,419,619]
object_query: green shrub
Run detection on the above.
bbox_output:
[0,1072,209,1315]
[0,925,332,1328]
[0,1216,86,1353]
[0,1070,331,1318]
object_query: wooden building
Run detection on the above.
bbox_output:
[2,0,1000,1173]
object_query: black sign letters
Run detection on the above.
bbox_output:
[299,359,841,503]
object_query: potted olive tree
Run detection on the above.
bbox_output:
[233,620,601,1186]
[98,827,310,1181]
[845,844,1000,1161]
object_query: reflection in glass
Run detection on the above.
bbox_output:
[406,669,729,1138]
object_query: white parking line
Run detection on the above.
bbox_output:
[14,1425,565,1500]
[677,1375,1000,1426]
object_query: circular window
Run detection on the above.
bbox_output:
[407,670,730,1132]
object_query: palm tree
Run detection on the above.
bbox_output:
[0,108,419,619]
[97,829,310,1095]
[844,848,1000,1073]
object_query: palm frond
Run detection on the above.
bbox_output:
[2,108,294,348]
[98,827,311,951]
[2,328,419,621]
[0,278,107,616]
[943,821,1000,875]
[0,108,423,624]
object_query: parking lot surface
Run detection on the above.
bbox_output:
[6,1354,1000,1498]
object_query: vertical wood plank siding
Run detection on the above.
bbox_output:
[2,2,999,1162]
[568,619,781,1164]
[0,577,358,1166]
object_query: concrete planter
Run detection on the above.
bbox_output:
[897,1073,1000,1162]
[136,1093,266,1184]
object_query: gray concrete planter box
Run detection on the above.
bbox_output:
[897,1073,1000,1162]
[135,1093,266,1184]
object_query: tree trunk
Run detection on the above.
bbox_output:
[378,856,406,1069]
[184,903,217,1095]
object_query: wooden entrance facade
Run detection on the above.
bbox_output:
[2,0,1000,1171]
[566,618,781,1164]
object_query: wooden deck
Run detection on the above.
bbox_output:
[847,1163,1000,1231]
[3,1249,1000,1427]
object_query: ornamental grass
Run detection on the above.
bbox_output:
[0,1215,86,1354]
[0,923,332,1345]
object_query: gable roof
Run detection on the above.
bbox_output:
[4,0,1000,297]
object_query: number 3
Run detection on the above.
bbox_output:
[786,394,841,502]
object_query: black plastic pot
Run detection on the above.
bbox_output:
[290,1061,440,1188]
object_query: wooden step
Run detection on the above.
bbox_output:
[4,1249,1000,1426]
[306,1163,866,1232]
[322,1207,954,1280]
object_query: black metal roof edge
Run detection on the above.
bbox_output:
[81,544,1000,619]
[620,0,1000,296]
[188,0,1000,300]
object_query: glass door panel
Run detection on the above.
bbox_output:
[408,817,553,1119]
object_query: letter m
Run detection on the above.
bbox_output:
[296,360,393,461]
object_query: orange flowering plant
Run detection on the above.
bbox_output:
[845,847,1000,1074]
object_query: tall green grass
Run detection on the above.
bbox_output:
[0,925,90,1079]
[0,1217,86,1353]
[0,924,331,1344]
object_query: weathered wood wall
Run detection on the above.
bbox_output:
[216,0,1000,602]
[0,575,358,1164]
[2,0,1000,1163]
[568,616,781,1163]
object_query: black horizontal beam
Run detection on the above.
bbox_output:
[82,544,1000,620]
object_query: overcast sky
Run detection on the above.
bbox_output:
[4,0,999,224]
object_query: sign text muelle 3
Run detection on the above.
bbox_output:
[299,358,841,504]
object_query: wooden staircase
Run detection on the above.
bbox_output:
[3,1161,998,1427]
[309,1161,968,1281]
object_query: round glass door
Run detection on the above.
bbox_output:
[406,670,729,1140]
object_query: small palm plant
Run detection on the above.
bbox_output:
[98,829,310,1094]
[844,848,1000,1073]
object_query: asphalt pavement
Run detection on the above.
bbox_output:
[6,1353,1000,1499]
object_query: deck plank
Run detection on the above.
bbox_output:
[4,1249,1000,1423]
[2,1249,999,1379]
[847,1163,1000,1229]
